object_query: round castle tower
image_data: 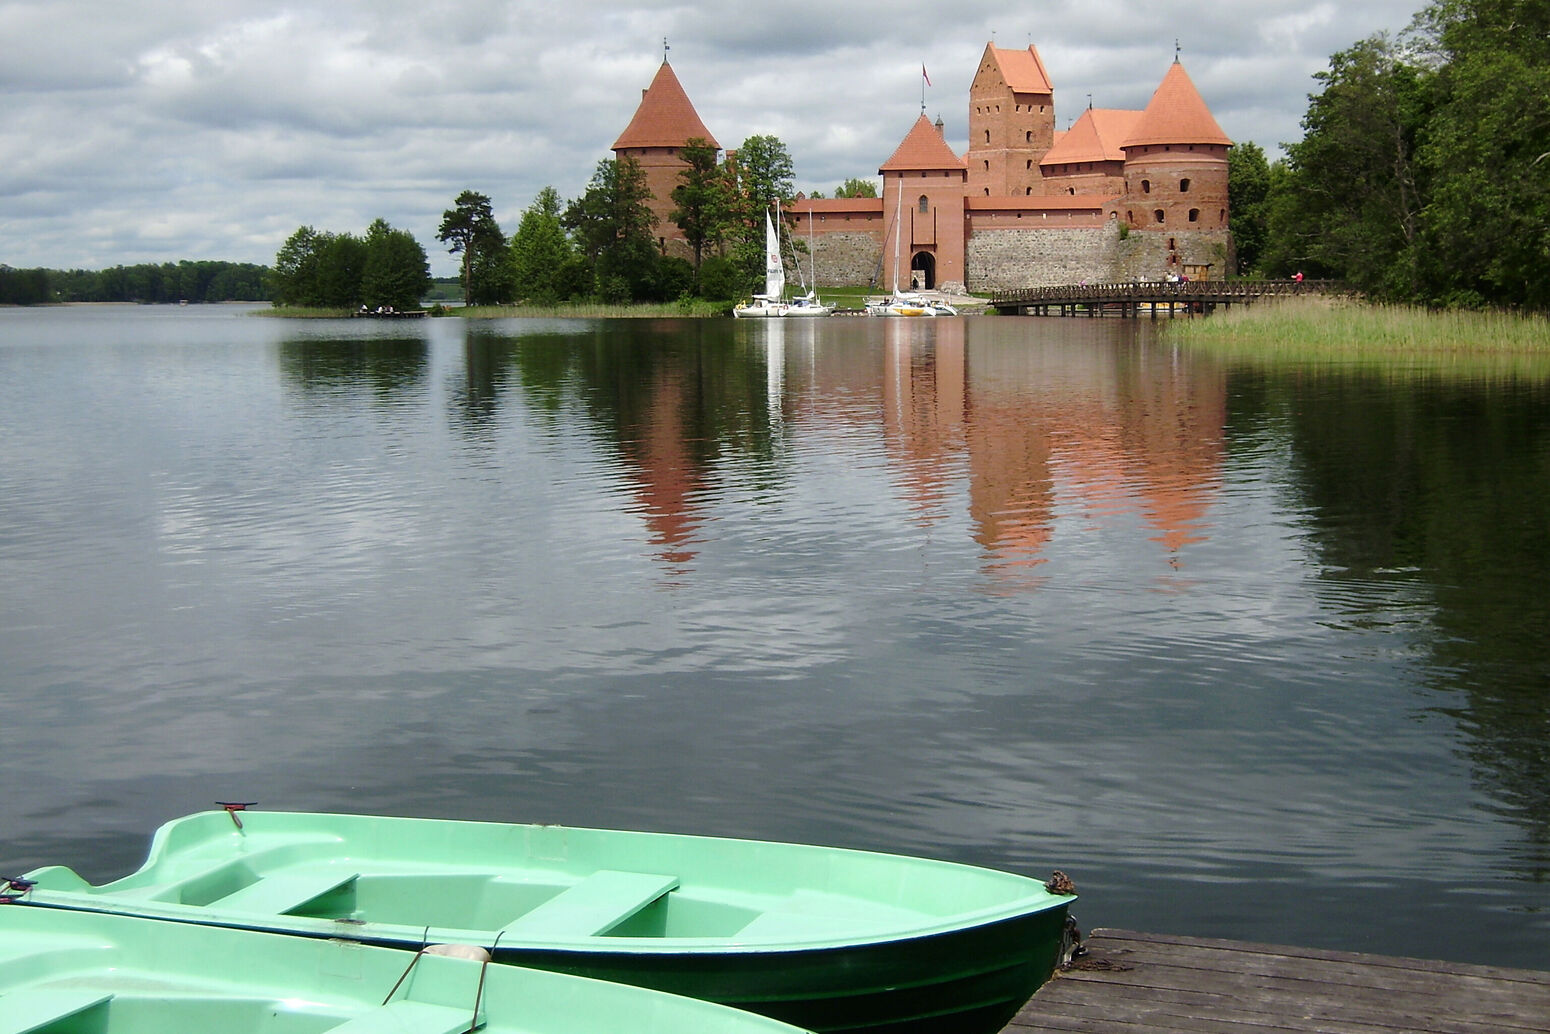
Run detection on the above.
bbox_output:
[1118,60,1231,235]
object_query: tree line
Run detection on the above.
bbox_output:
[1228,0,1548,309]
[0,261,268,305]
[269,218,431,311]
[434,134,852,307]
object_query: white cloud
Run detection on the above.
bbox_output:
[0,0,1422,276]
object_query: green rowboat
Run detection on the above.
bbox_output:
[0,904,811,1034]
[17,810,1076,1034]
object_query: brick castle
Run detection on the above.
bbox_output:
[612,42,1234,292]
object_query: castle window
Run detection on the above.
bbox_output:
[1069,187,1076,195]
[984,160,990,171]
[1026,160,1032,169]
[919,195,929,214]
[1025,131,1032,143]
[984,130,991,144]
[1154,210,1165,224]
[1180,178,1191,192]
[1188,208,1200,222]
[1141,179,1151,194]
[1026,187,1032,195]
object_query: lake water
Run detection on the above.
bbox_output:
[1,304,1546,972]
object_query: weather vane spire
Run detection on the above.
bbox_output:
[1174,39,1181,62]
[663,37,670,62]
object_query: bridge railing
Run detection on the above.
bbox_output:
[989,279,1349,307]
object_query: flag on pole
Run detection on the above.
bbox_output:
[922,64,931,87]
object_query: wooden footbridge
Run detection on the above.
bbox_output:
[988,279,1345,318]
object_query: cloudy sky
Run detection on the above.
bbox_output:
[3,0,1423,277]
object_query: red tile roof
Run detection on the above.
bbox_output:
[880,114,966,172]
[1123,62,1230,148]
[612,61,720,151]
[987,44,1053,94]
[1041,108,1142,166]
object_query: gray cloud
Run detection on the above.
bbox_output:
[0,0,1422,276]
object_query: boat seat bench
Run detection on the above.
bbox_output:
[500,870,679,937]
[213,870,361,914]
[0,989,113,1034]
[325,1000,478,1034]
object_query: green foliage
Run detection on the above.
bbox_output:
[726,135,796,289]
[734,135,795,212]
[270,226,327,307]
[1227,143,1271,275]
[361,218,432,311]
[669,138,727,272]
[0,266,53,304]
[316,232,368,309]
[696,255,746,301]
[1412,0,1550,309]
[652,256,695,301]
[564,156,659,302]
[1263,0,1550,309]
[510,187,576,304]
[834,177,879,198]
[439,189,512,305]
[1272,34,1432,298]
[272,221,430,309]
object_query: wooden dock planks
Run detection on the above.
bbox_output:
[1008,928,1550,1034]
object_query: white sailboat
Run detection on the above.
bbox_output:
[784,204,835,317]
[733,205,789,318]
[867,187,955,316]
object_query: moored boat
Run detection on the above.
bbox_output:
[0,902,810,1034]
[734,207,791,318]
[16,809,1077,1034]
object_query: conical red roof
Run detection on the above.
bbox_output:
[880,114,965,172]
[612,61,719,150]
[1123,62,1230,148]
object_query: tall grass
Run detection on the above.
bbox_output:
[1171,296,1550,355]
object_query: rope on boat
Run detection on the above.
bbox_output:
[381,926,435,1004]
[216,801,258,830]
[462,932,504,1034]
[1059,915,1087,968]
[0,875,36,904]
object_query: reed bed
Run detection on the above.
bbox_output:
[1171,296,1550,357]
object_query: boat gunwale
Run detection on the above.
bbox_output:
[23,810,1074,953]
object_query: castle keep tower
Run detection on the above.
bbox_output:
[612,60,720,254]
[966,44,1056,197]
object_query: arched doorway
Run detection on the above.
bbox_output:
[910,251,936,290]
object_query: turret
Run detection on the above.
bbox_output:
[1119,61,1231,234]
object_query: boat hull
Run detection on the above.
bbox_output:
[20,810,1075,1034]
[494,908,1066,1034]
[0,906,811,1034]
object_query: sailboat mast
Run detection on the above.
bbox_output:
[892,184,902,294]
